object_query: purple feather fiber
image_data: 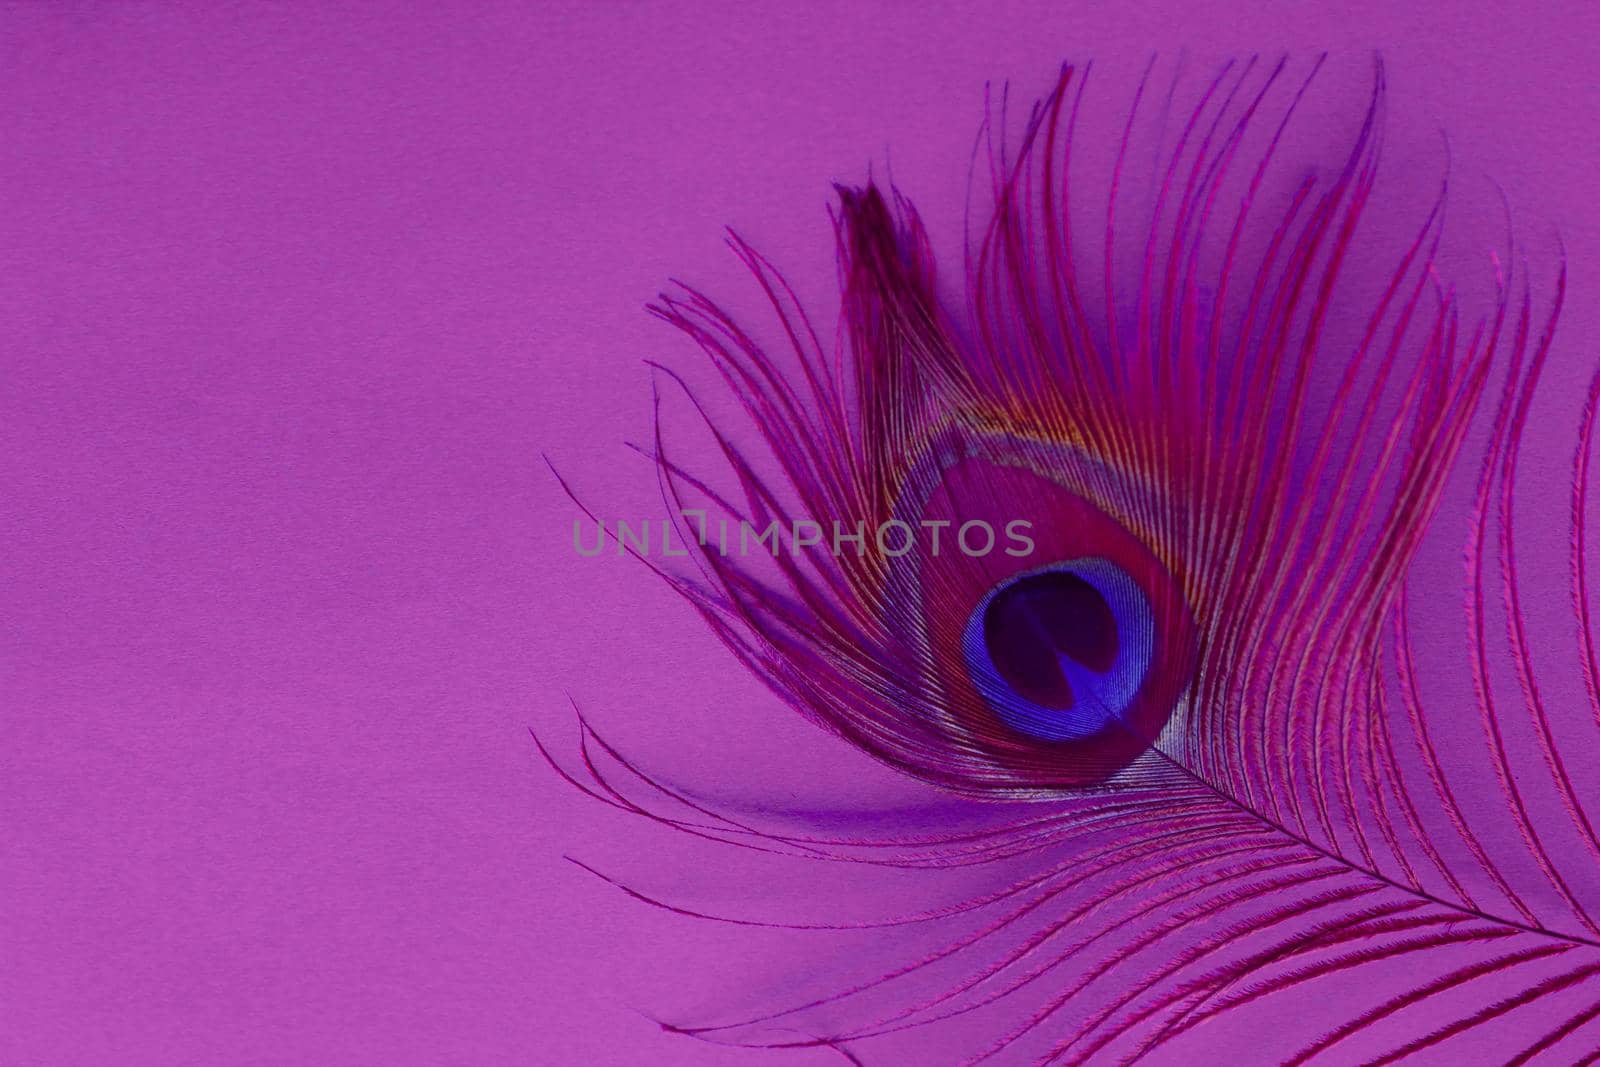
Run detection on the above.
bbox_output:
[546,55,1600,1064]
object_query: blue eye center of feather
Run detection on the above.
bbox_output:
[961,560,1155,741]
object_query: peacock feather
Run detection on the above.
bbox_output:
[545,55,1600,1064]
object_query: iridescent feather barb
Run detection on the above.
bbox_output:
[544,55,1600,1064]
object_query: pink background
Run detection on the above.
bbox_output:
[4,3,1598,1064]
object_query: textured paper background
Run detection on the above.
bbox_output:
[4,3,1598,1064]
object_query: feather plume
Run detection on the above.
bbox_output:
[545,55,1600,1064]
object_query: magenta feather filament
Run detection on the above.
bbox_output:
[544,53,1600,1066]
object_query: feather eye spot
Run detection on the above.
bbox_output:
[961,559,1156,742]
